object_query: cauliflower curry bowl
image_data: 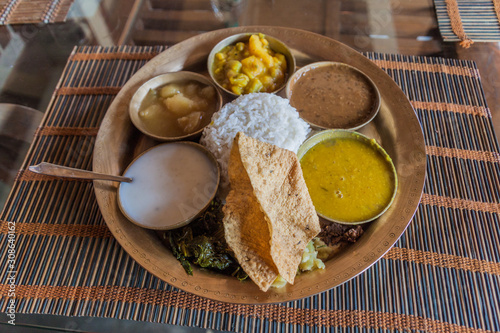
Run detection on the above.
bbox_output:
[207,33,296,97]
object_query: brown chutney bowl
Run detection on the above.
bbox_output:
[286,61,381,131]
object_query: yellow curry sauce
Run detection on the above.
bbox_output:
[300,137,395,222]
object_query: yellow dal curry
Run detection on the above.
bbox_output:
[300,137,396,223]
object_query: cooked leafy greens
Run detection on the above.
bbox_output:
[160,199,248,281]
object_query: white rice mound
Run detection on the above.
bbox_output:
[201,93,311,189]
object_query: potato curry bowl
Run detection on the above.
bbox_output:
[208,33,296,96]
[129,71,223,141]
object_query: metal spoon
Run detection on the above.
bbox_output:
[28,162,133,183]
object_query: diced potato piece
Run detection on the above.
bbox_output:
[298,239,326,272]
[164,93,196,116]
[226,69,239,80]
[159,84,181,98]
[274,53,287,71]
[314,259,326,269]
[230,73,250,87]
[185,82,199,97]
[245,78,263,93]
[248,34,273,66]
[299,241,316,271]
[191,96,209,110]
[241,56,265,79]
[200,85,216,100]
[270,275,287,289]
[260,35,269,46]
[231,85,243,95]
[260,75,273,87]
[225,59,242,73]
[314,238,333,261]
[139,103,164,120]
[177,111,202,133]
[269,66,284,80]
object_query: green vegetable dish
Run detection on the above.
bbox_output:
[160,199,335,286]
[160,199,248,281]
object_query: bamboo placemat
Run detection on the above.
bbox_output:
[434,0,500,47]
[1,45,500,332]
[0,0,74,25]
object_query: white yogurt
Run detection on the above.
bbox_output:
[118,142,219,229]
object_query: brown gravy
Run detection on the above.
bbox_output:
[289,64,377,129]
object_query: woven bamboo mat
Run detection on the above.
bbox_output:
[434,0,500,47]
[1,45,500,332]
[0,0,74,25]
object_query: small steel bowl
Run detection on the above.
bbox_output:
[117,141,220,230]
[129,71,223,141]
[207,32,296,97]
[297,129,398,225]
[286,61,381,131]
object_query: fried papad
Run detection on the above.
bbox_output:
[223,135,279,292]
[223,132,321,290]
[236,133,321,284]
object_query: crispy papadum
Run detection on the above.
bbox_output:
[223,136,279,291]
[223,132,321,291]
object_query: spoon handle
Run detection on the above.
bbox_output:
[28,162,133,183]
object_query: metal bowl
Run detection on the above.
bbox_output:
[286,61,381,131]
[207,32,296,97]
[117,141,220,230]
[129,71,223,141]
[297,129,398,225]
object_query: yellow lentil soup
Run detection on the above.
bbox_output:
[300,136,396,223]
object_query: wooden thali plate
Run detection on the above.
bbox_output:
[93,26,426,304]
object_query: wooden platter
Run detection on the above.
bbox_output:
[93,26,426,304]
